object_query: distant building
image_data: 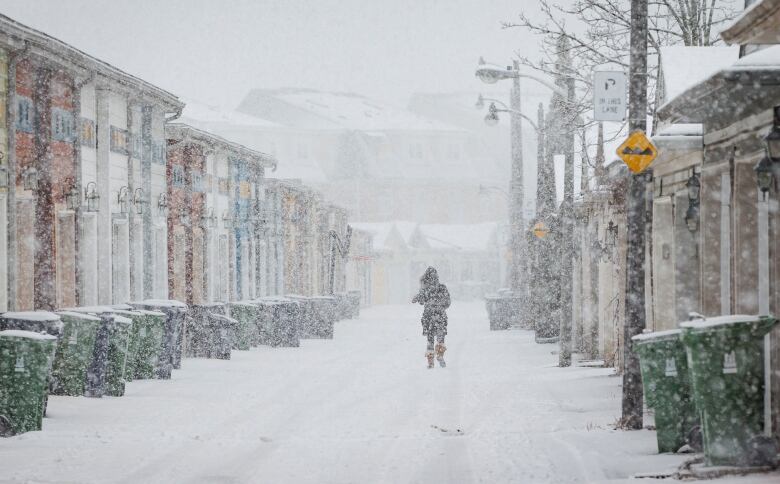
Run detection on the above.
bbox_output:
[181,89,508,224]
[352,221,502,304]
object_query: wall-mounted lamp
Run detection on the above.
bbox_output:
[65,186,80,210]
[222,210,233,229]
[84,182,99,212]
[23,166,38,191]
[157,193,168,216]
[684,171,701,232]
[117,186,129,214]
[754,156,774,200]
[201,207,217,228]
[0,164,8,189]
[132,188,147,215]
[605,221,618,250]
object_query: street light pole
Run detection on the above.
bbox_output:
[622,0,649,430]
[509,60,525,293]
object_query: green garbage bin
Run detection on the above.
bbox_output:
[103,314,133,397]
[228,302,258,351]
[112,310,148,382]
[680,315,779,467]
[0,330,58,436]
[132,310,165,380]
[50,311,101,396]
[632,329,698,454]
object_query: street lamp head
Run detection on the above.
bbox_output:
[475,58,517,84]
[764,125,780,162]
[484,110,500,127]
[686,172,700,202]
[754,156,774,196]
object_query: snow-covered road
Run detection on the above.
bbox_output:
[1,302,688,483]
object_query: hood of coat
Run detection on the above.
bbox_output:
[421,266,439,286]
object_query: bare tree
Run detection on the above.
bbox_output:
[504,0,739,153]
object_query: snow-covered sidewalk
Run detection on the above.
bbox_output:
[0,302,775,483]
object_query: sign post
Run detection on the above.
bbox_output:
[593,71,627,122]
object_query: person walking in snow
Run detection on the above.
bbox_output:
[412,266,451,369]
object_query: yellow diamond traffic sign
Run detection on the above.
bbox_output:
[532,221,549,239]
[616,130,657,174]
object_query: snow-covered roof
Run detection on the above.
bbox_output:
[241,89,465,133]
[1,311,60,322]
[0,329,57,341]
[731,44,780,68]
[660,46,739,105]
[0,14,182,111]
[415,223,498,251]
[350,222,412,252]
[721,0,780,45]
[656,124,702,137]
[680,314,768,330]
[659,44,780,123]
[180,99,282,130]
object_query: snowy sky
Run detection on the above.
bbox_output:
[0,0,549,110]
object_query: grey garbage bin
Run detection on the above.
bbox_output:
[310,296,337,339]
[287,295,314,339]
[346,290,361,319]
[189,304,235,359]
[263,297,300,347]
[130,299,187,379]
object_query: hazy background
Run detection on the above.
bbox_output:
[0,0,547,108]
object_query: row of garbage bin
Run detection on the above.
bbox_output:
[485,290,527,331]
[0,291,361,437]
[633,314,779,468]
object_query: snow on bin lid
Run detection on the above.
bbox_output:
[61,306,115,314]
[632,328,682,342]
[310,296,336,300]
[135,310,166,317]
[231,301,259,307]
[111,314,133,325]
[57,311,101,322]
[680,314,765,330]
[111,304,134,311]
[0,329,57,340]
[140,299,187,308]
[211,314,238,324]
[1,311,61,322]
[111,309,142,316]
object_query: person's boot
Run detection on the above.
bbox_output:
[435,343,446,368]
[425,351,435,369]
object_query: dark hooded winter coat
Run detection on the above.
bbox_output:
[412,267,451,336]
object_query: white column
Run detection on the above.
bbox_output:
[720,173,731,315]
[95,87,112,304]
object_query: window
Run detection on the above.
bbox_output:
[131,134,143,159]
[15,96,33,133]
[153,141,165,164]
[110,126,129,154]
[80,118,96,147]
[52,108,75,142]
[192,170,204,192]
[171,165,185,187]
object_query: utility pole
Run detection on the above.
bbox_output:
[555,37,575,367]
[622,0,649,430]
[509,59,525,294]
